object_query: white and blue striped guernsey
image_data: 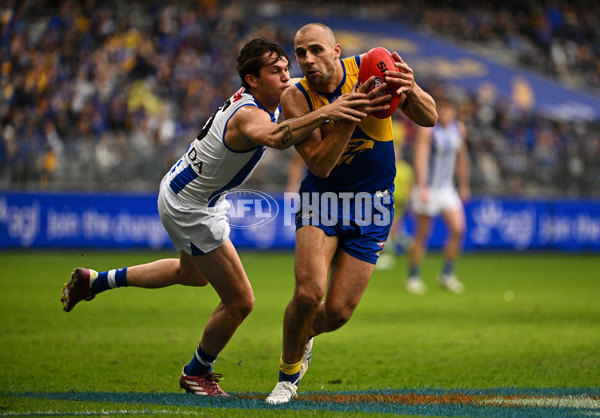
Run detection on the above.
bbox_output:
[164,87,278,208]
[427,121,462,189]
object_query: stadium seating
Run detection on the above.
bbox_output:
[1,0,599,197]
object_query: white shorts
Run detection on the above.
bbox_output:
[157,179,230,255]
[410,185,462,217]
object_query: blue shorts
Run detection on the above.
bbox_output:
[295,184,395,264]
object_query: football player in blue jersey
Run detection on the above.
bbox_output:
[60,38,389,396]
[266,23,438,404]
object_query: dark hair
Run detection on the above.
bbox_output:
[237,38,289,89]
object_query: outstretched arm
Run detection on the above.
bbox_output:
[229,89,373,151]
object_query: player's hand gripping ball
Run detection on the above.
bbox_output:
[358,47,401,119]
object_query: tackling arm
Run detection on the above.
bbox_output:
[232,90,372,151]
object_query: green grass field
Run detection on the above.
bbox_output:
[1,250,599,417]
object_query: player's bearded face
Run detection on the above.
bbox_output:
[304,59,335,87]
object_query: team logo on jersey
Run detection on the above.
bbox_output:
[338,139,374,165]
[232,88,244,102]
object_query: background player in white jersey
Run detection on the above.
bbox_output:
[406,98,471,294]
[59,38,388,396]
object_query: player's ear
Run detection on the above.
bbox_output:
[245,74,258,89]
[333,43,341,60]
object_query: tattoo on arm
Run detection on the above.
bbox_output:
[279,125,292,144]
[278,115,323,145]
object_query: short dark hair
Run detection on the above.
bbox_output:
[237,38,289,89]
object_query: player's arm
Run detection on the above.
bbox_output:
[282,87,353,178]
[413,125,432,202]
[231,90,372,151]
[455,121,471,202]
[384,52,438,127]
[284,78,390,178]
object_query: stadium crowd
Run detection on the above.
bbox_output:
[400,0,600,94]
[1,0,599,197]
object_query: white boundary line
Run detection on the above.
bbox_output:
[481,395,600,409]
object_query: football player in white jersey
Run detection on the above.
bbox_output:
[406,98,471,294]
[60,38,389,396]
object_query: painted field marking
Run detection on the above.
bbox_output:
[3,389,599,417]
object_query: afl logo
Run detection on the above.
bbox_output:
[373,77,384,97]
[209,189,279,229]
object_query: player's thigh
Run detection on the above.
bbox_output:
[178,250,209,286]
[295,225,338,293]
[188,240,253,307]
[440,190,465,235]
[326,250,375,313]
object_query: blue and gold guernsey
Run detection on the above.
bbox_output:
[295,56,396,193]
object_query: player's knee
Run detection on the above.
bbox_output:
[239,295,255,318]
[449,225,464,239]
[327,307,353,331]
[229,294,255,321]
[292,288,322,315]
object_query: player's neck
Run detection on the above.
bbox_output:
[248,89,278,114]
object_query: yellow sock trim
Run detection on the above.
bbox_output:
[279,354,302,375]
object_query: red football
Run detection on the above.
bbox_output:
[358,47,401,119]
